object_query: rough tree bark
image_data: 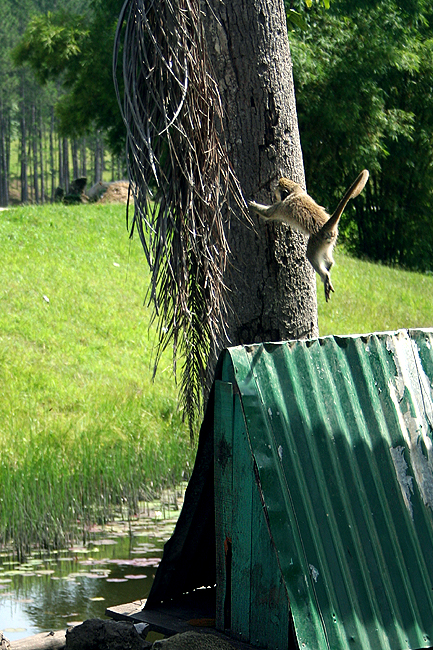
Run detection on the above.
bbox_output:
[203,0,318,345]
[115,0,319,427]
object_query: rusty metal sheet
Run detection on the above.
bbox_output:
[224,328,433,650]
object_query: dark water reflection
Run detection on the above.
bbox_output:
[0,515,178,643]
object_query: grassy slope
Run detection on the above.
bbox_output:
[1,204,432,551]
[0,203,194,552]
[317,249,433,336]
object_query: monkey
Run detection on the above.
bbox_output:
[248,170,369,301]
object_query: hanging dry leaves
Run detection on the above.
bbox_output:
[114,0,247,435]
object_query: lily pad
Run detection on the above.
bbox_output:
[107,557,160,567]
[3,628,27,633]
[106,578,128,583]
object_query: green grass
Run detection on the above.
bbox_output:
[0,203,194,555]
[2,205,433,555]
[317,249,433,336]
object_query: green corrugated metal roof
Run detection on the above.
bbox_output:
[222,328,433,650]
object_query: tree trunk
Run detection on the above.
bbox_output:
[94,131,103,183]
[72,139,79,180]
[50,108,55,202]
[5,111,10,206]
[31,104,39,204]
[0,101,8,207]
[62,138,70,192]
[81,137,87,179]
[39,111,45,204]
[203,0,318,345]
[58,134,63,190]
[20,96,28,204]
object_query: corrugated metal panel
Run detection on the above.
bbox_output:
[223,328,433,650]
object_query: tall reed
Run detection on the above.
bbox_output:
[0,203,195,557]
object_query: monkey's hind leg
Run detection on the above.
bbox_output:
[323,274,335,302]
[307,234,336,302]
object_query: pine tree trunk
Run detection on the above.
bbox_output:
[32,104,39,204]
[20,95,28,203]
[39,111,45,204]
[5,111,10,206]
[50,108,55,202]
[72,140,79,179]
[202,0,318,345]
[58,135,63,190]
[0,101,7,207]
[94,131,103,183]
[62,138,69,192]
[100,139,105,180]
[81,138,87,179]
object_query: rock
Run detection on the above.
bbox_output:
[63,177,89,204]
[65,619,146,650]
[10,630,65,650]
[87,181,110,202]
[98,181,132,204]
[152,632,235,650]
[69,178,87,195]
[54,187,64,202]
[1,632,11,650]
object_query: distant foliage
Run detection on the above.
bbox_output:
[12,0,125,154]
[0,0,125,205]
[289,1,433,271]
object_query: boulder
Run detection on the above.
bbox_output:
[69,177,87,195]
[1,632,10,650]
[66,619,146,650]
[87,181,110,202]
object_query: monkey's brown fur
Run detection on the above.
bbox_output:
[249,170,369,301]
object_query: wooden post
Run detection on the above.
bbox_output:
[214,380,234,632]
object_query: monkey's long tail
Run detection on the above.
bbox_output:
[322,169,369,233]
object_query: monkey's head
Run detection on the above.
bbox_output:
[274,178,302,202]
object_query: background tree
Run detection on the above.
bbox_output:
[115,0,318,431]
[2,0,126,202]
[13,0,126,156]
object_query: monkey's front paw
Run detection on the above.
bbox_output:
[324,277,335,302]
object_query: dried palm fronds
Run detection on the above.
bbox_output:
[114,0,246,435]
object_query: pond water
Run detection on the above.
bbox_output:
[0,511,179,643]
